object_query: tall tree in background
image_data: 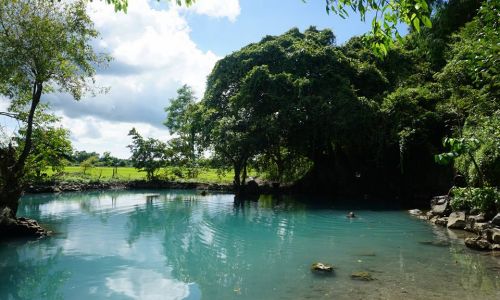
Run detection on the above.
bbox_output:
[164,85,201,177]
[0,0,108,217]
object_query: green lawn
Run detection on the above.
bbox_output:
[47,166,242,184]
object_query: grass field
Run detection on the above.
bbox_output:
[46,166,246,184]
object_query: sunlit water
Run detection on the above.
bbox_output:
[1,190,499,300]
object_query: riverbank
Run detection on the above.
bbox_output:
[409,195,500,252]
[24,179,234,194]
[24,178,288,195]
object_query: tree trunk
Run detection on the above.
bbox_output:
[242,158,248,185]
[0,82,42,217]
[233,162,241,188]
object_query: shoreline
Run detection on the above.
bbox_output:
[409,196,500,252]
[24,180,234,194]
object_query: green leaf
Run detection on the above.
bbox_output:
[421,16,432,28]
[413,17,420,32]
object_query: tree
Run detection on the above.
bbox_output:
[10,104,73,180]
[127,128,168,181]
[0,0,108,217]
[80,156,98,175]
[164,85,201,177]
[197,27,383,191]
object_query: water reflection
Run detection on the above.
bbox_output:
[1,191,498,299]
[0,241,68,300]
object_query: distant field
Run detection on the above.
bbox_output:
[46,166,241,184]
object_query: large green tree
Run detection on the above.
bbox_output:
[198,27,384,191]
[0,0,108,216]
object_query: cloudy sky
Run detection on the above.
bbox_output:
[1,0,401,158]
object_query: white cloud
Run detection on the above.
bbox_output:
[59,115,171,158]
[43,0,222,157]
[1,0,240,158]
[106,268,190,300]
[185,0,241,22]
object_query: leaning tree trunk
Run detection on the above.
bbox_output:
[0,82,42,217]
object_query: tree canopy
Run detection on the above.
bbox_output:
[173,0,498,202]
[0,0,108,216]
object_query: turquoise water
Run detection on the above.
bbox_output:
[1,190,499,300]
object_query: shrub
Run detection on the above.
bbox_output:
[450,187,500,213]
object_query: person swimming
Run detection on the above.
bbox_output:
[347,211,356,218]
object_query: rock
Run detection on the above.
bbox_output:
[491,244,500,251]
[470,213,486,223]
[200,190,207,196]
[241,180,259,195]
[465,236,491,251]
[486,228,500,244]
[356,252,376,257]
[491,213,500,226]
[311,262,334,273]
[0,208,49,240]
[430,196,451,217]
[465,214,487,232]
[435,217,448,227]
[408,209,422,216]
[351,272,374,281]
[447,211,466,229]
[473,222,490,233]
[419,240,451,247]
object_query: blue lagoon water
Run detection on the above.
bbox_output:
[1,190,499,299]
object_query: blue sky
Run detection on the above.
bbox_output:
[186,0,377,56]
[0,0,407,158]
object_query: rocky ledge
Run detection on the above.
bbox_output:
[0,208,49,241]
[409,195,500,251]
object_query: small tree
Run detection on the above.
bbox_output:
[164,85,201,178]
[128,128,168,181]
[81,156,98,175]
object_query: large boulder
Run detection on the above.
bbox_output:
[491,213,500,226]
[435,217,448,227]
[408,209,423,216]
[240,180,259,196]
[430,196,451,216]
[485,228,500,244]
[465,214,486,232]
[465,236,491,251]
[447,212,466,229]
[473,222,491,233]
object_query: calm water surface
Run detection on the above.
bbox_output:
[1,190,499,300]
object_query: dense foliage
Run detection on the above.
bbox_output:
[172,0,499,204]
[450,187,500,213]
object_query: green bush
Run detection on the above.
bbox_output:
[454,114,500,187]
[450,187,500,213]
